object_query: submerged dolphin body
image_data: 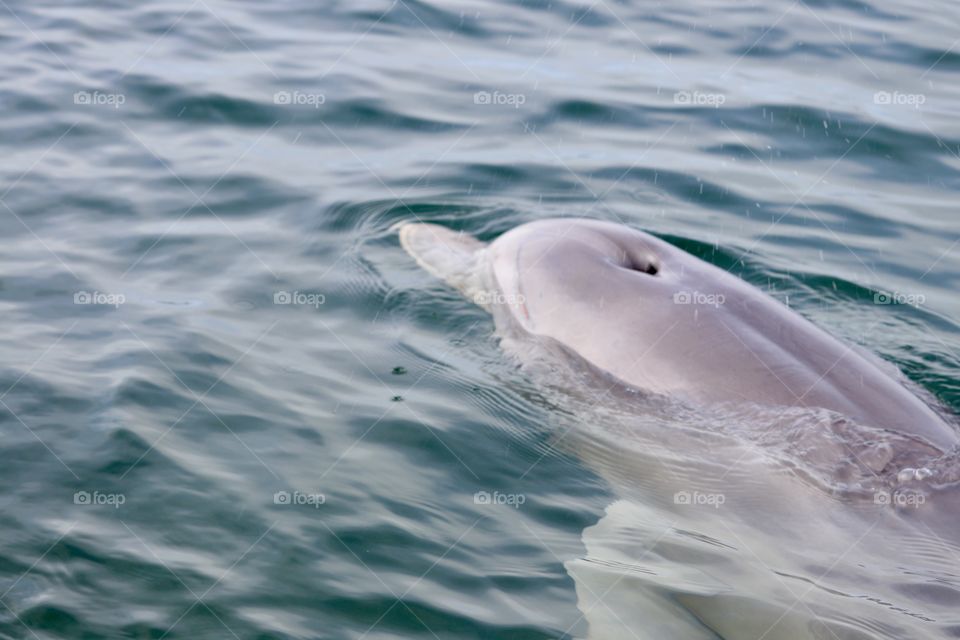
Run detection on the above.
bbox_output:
[399,218,960,639]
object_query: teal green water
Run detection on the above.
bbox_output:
[1,0,960,638]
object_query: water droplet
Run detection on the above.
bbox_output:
[897,468,916,483]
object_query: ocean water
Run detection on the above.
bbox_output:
[2,0,960,638]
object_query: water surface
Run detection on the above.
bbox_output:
[1,0,960,638]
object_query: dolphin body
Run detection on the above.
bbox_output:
[401,217,955,452]
[399,218,960,639]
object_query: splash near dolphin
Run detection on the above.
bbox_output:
[400,218,960,639]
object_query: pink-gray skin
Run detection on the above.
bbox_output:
[400,218,957,453]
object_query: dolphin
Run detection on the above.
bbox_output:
[400,217,955,452]
[399,217,960,639]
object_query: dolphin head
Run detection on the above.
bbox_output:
[483,219,681,333]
